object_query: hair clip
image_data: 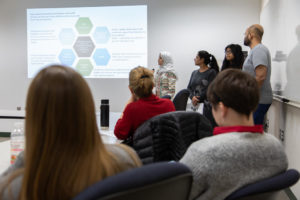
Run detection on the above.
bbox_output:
[140,75,149,79]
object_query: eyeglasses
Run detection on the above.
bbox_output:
[225,50,232,54]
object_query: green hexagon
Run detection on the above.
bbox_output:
[76,59,94,76]
[75,17,93,34]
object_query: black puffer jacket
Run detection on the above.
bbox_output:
[132,111,213,164]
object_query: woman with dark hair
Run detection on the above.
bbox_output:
[187,50,219,127]
[221,44,244,71]
[0,65,141,200]
[114,66,175,141]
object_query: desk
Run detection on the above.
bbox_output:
[0,110,120,139]
[96,112,121,143]
[0,110,25,133]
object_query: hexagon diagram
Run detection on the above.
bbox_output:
[93,26,111,44]
[75,17,93,34]
[76,59,94,76]
[93,48,111,66]
[73,36,95,57]
[58,49,76,66]
[59,28,76,45]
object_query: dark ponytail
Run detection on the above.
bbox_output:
[197,51,219,73]
[208,54,219,73]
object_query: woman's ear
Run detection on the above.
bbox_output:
[218,102,228,118]
[128,86,134,94]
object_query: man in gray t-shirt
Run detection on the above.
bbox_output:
[243,24,273,125]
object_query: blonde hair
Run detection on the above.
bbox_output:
[129,66,154,98]
[1,65,141,200]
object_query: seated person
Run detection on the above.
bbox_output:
[154,51,177,98]
[114,66,175,140]
[0,65,141,200]
[180,69,288,200]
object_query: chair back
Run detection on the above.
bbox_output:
[173,89,190,110]
[225,169,300,200]
[161,95,172,99]
[132,111,213,164]
[72,162,193,200]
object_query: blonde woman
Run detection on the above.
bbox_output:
[0,65,141,200]
[114,66,175,141]
[155,51,177,98]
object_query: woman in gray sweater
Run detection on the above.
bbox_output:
[180,69,288,200]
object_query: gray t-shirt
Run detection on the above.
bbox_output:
[243,44,273,104]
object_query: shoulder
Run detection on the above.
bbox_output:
[159,98,176,110]
[1,174,23,200]
[253,44,270,56]
[106,144,141,167]
[191,70,198,76]
[182,132,284,160]
[208,68,217,76]
[124,101,140,113]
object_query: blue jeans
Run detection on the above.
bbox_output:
[253,104,271,125]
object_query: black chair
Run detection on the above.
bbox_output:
[161,94,172,99]
[225,169,300,200]
[173,89,190,111]
[132,111,213,164]
[72,162,193,200]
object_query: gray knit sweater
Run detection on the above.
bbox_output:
[180,132,288,200]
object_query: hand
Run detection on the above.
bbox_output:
[192,96,199,106]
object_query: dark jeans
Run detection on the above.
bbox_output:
[203,102,217,128]
[253,103,271,125]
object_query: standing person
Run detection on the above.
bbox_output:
[114,66,175,141]
[243,24,273,125]
[154,51,178,99]
[221,44,244,71]
[180,69,288,200]
[187,50,219,127]
[0,65,141,200]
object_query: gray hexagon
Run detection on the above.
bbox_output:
[93,26,111,44]
[73,36,95,57]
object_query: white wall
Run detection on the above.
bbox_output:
[0,0,261,112]
[261,0,300,197]
[260,0,300,102]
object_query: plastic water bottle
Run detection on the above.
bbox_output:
[11,122,25,164]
